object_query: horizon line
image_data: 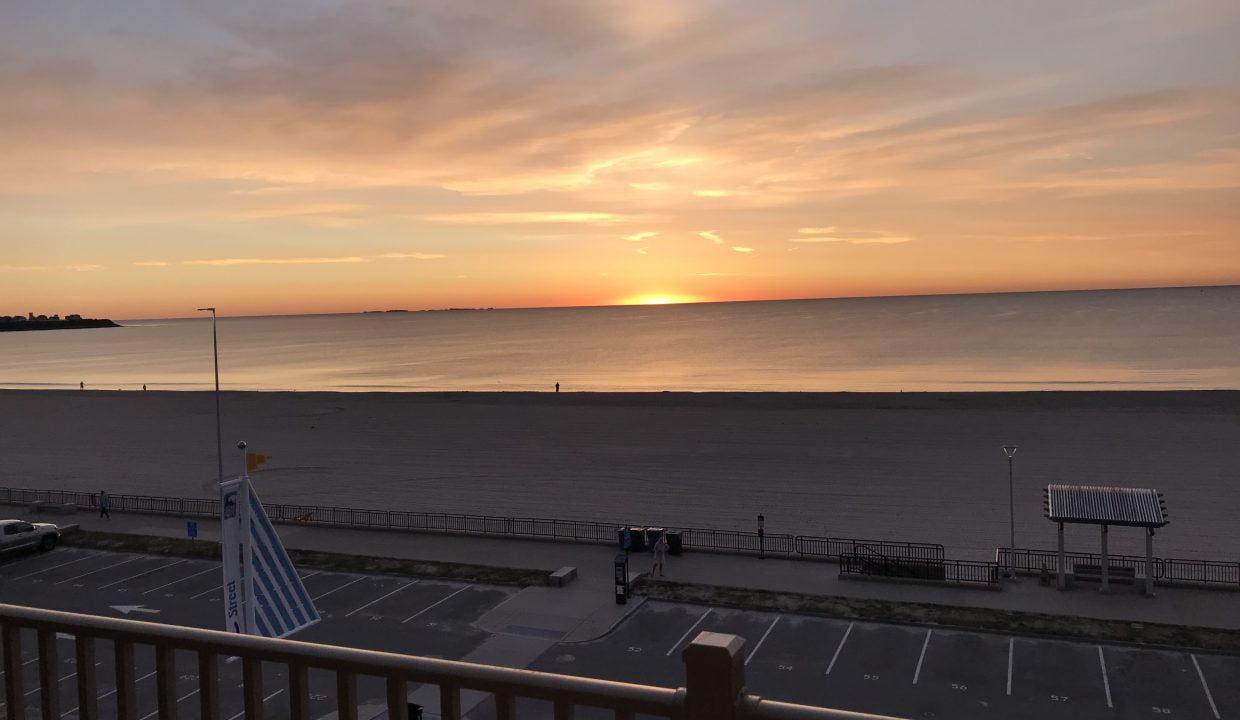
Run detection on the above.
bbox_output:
[118,281,1239,322]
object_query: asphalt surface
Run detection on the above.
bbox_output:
[2,546,1237,719]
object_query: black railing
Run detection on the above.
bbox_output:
[1,486,926,564]
[841,553,1000,588]
[797,536,944,562]
[996,548,1240,589]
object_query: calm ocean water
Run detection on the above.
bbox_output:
[2,286,1238,392]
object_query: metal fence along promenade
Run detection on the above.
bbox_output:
[996,547,1240,589]
[839,554,1001,588]
[0,603,907,720]
[0,486,942,563]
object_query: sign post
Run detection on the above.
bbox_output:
[187,521,198,547]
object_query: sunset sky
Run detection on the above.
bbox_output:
[2,0,1238,318]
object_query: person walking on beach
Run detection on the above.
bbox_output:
[98,490,111,520]
[651,533,669,577]
[555,382,560,393]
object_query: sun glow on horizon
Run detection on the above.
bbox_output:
[619,293,702,306]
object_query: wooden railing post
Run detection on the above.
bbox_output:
[198,651,220,720]
[3,621,25,720]
[242,656,263,719]
[37,628,61,720]
[155,643,177,720]
[75,636,98,720]
[289,663,310,720]
[114,640,136,720]
[682,632,746,720]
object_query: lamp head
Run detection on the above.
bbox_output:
[1002,445,1018,459]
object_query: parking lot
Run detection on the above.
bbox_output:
[2,546,1237,719]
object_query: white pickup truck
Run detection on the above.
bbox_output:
[0,519,60,553]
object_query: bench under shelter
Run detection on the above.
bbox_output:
[1043,484,1169,596]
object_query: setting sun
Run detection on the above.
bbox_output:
[620,294,702,306]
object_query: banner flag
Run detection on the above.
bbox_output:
[220,475,319,638]
[246,481,320,637]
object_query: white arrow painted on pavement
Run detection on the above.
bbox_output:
[110,605,160,615]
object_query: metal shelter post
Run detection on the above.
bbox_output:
[1100,524,1110,594]
[1145,528,1155,597]
[1056,522,1065,590]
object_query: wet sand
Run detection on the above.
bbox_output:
[2,390,1237,560]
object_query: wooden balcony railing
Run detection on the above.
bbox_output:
[0,604,904,720]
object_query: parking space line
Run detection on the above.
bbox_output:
[912,629,931,685]
[55,556,142,585]
[401,585,472,624]
[1190,654,1221,719]
[745,617,781,666]
[61,669,157,717]
[98,559,187,590]
[345,581,418,617]
[824,623,853,676]
[311,576,366,602]
[191,583,223,600]
[190,570,317,601]
[1006,638,1013,695]
[10,553,100,579]
[139,689,200,720]
[665,609,713,657]
[142,566,217,595]
[1096,646,1112,708]
[226,689,284,720]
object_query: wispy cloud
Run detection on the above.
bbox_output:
[732,246,755,254]
[635,247,648,255]
[699,230,724,244]
[422,212,635,225]
[789,229,912,245]
[378,252,446,260]
[799,227,836,234]
[133,261,170,267]
[623,231,658,242]
[0,263,105,272]
[184,252,444,266]
[693,189,735,197]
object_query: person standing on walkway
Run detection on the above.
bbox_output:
[555,382,560,393]
[98,490,111,519]
[651,533,669,577]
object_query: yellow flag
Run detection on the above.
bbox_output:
[246,452,271,472]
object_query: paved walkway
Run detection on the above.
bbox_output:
[47,509,1240,636]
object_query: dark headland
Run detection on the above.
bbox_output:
[0,314,120,331]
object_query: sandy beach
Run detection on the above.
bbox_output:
[2,390,1237,561]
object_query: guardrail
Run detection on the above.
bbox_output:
[840,554,1001,588]
[995,548,1240,589]
[0,486,940,564]
[0,603,906,720]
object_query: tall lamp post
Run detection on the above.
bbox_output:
[1002,445,1018,579]
[198,307,223,486]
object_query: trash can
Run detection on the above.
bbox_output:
[627,527,647,552]
[617,527,629,550]
[666,530,683,556]
[407,703,423,720]
[645,527,665,551]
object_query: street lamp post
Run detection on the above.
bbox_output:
[1002,445,1018,579]
[198,307,223,486]
[757,513,765,560]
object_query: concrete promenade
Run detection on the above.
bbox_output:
[50,509,1239,637]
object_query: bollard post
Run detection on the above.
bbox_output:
[682,632,746,720]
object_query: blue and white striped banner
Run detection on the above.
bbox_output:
[220,476,319,638]
[247,483,319,638]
